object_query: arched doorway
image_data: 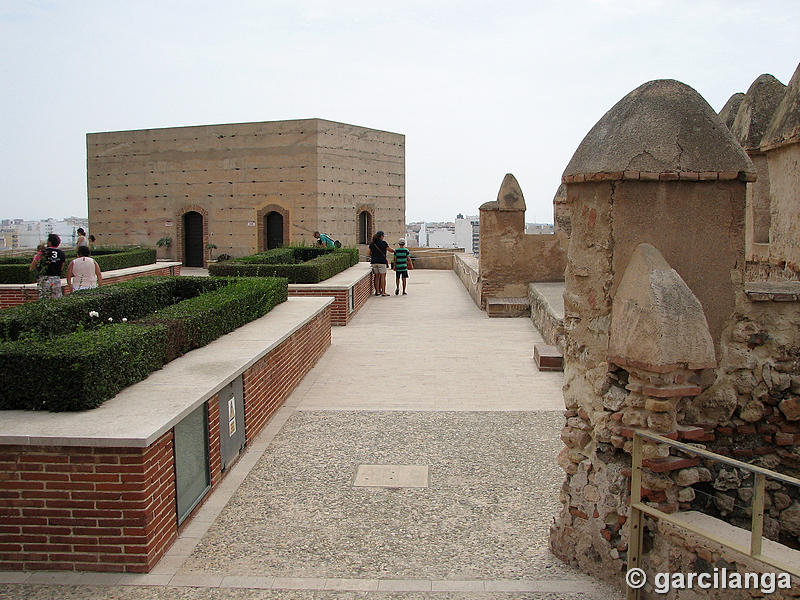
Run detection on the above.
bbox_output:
[265,211,284,249]
[183,211,204,267]
[358,210,373,244]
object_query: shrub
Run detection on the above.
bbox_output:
[0,276,289,411]
[209,246,359,283]
[0,276,223,341]
[233,248,295,264]
[0,264,37,284]
[139,277,288,360]
[89,248,155,272]
[291,246,333,262]
[0,323,169,411]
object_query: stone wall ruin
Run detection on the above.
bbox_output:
[548,73,800,597]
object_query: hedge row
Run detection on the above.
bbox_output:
[0,246,141,265]
[0,276,223,341]
[210,246,359,283]
[0,247,156,284]
[93,247,156,272]
[138,277,288,361]
[0,324,169,412]
[233,248,295,264]
[0,276,288,411]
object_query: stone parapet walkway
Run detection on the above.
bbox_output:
[0,270,621,599]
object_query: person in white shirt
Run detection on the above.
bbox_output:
[67,246,102,292]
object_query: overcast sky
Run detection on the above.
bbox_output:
[1,0,797,224]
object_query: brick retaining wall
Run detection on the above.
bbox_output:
[288,269,371,325]
[243,308,331,439]
[0,301,331,573]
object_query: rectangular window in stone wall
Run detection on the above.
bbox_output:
[175,404,211,524]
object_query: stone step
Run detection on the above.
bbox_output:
[533,343,563,371]
[486,296,530,317]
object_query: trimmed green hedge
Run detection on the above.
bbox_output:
[0,276,288,411]
[139,277,288,360]
[91,248,155,272]
[0,247,157,284]
[0,264,37,284]
[233,248,295,264]
[0,323,169,411]
[210,246,359,283]
[0,276,222,342]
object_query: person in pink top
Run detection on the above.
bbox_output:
[66,246,102,292]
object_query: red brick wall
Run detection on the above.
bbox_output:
[287,270,371,325]
[352,269,372,316]
[0,431,176,573]
[0,288,38,309]
[243,306,331,439]
[0,301,330,573]
[0,265,182,309]
[207,394,222,486]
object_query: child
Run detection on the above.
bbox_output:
[29,243,45,273]
[393,238,413,295]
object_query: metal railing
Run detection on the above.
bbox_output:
[627,429,800,600]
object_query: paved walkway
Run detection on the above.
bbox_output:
[1,270,621,599]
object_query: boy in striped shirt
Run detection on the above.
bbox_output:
[393,239,413,295]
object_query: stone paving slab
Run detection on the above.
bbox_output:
[293,271,564,412]
[179,411,573,580]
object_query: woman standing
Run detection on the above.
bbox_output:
[75,227,89,250]
[368,230,394,296]
[67,246,102,292]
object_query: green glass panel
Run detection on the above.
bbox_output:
[174,404,210,524]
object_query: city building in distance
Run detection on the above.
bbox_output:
[0,217,88,250]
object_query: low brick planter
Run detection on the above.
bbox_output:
[0,262,182,309]
[0,297,332,573]
[288,262,372,325]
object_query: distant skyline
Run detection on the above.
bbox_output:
[1,1,798,224]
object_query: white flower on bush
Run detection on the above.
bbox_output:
[89,310,99,318]
[108,317,113,322]
[122,318,127,323]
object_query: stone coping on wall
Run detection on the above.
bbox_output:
[561,170,757,184]
[529,282,566,353]
[287,261,372,290]
[529,282,565,320]
[0,261,183,291]
[745,280,800,301]
[0,296,334,448]
[454,252,479,272]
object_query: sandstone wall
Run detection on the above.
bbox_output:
[316,121,405,246]
[478,207,565,302]
[764,144,800,274]
[88,119,405,263]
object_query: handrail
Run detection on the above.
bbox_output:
[626,429,800,600]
